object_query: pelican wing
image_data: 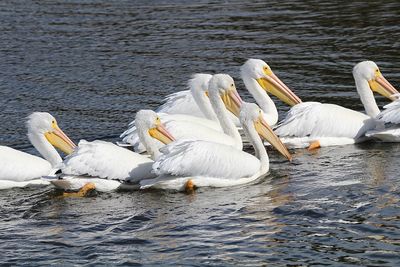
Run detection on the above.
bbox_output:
[365,126,400,142]
[160,113,222,130]
[365,99,400,141]
[275,102,374,139]
[156,90,205,117]
[61,140,155,182]
[377,99,400,124]
[0,146,52,182]
[153,140,260,179]
[166,120,237,147]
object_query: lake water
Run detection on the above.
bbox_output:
[1,0,400,265]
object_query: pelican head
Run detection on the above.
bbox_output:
[241,59,302,106]
[353,61,399,101]
[240,102,292,161]
[209,74,243,116]
[26,112,76,155]
[135,110,175,144]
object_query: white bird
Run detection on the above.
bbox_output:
[155,74,213,118]
[120,74,223,151]
[366,96,400,141]
[157,74,216,120]
[274,61,399,148]
[139,91,292,191]
[120,74,244,153]
[121,59,302,151]
[151,59,302,127]
[49,110,176,193]
[241,59,302,125]
[155,74,240,124]
[0,112,76,189]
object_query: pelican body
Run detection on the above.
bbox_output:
[0,112,76,189]
[50,110,175,192]
[274,61,399,148]
[139,76,292,191]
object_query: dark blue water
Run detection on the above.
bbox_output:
[1,1,400,265]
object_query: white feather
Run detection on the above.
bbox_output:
[0,146,53,182]
[120,113,223,151]
[365,98,400,141]
[274,102,376,146]
[139,100,273,191]
[156,87,240,126]
[366,127,400,142]
[376,98,400,124]
[61,140,155,182]
[119,73,244,149]
[153,139,260,179]
[156,90,205,117]
[120,76,244,152]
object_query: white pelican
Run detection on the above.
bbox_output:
[151,59,302,127]
[154,74,240,125]
[241,59,302,125]
[155,74,211,118]
[120,74,244,153]
[120,74,222,151]
[0,112,76,189]
[49,110,175,192]
[366,96,400,141]
[122,58,302,150]
[274,61,399,148]
[140,101,292,192]
[157,74,216,120]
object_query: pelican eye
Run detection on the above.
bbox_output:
[263,66,272,76]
